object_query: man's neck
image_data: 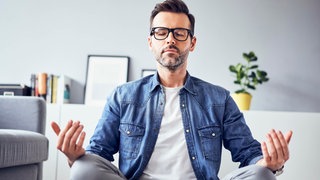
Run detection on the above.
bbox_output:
[158,68,186,88]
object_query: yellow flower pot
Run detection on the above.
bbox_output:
[231,93,252,110]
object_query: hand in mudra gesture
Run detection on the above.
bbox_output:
[51,120,86,166]
[257,129,293,172]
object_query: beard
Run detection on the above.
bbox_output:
[155,45,189,72]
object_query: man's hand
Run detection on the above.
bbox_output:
[256,129,293,172]
[51,120,86,166]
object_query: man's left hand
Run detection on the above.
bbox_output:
[257,129,293,172]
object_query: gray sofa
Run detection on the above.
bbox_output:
[0,96,49,180]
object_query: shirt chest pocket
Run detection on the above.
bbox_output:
[119,123,145,159]
[198,126,222,161]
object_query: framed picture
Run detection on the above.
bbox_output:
[141,69,156,77]
[85,55,129,106]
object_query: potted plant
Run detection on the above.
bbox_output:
[229,51,269,110]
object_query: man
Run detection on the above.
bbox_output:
[52,0,293,179]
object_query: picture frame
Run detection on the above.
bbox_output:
[141,69,156,77]
[85,55,129,106]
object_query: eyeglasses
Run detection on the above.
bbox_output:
[150,27,193,41]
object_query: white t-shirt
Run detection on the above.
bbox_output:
[140,86,196,180]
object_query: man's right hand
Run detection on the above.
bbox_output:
[51,120,86,166]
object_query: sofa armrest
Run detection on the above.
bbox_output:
[0,96,46,134]
[0,129,49,168]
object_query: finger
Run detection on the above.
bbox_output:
[76,131,86,151]
[56,120,73,150]
[285,130,293,144]
[69,124,84,149]
[51,121,61,136]
[276,130,289,161]
[266,131,277,160]
[270,129,284,161]
[61,121,81,152]
[59,120,73,138]
[282,130,293,161]
[261,141,271,164]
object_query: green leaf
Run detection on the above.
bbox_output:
[235,89,246,93]
[243,53,250,62]
[229,65,237,73]
[238,71,245,79]
[248,72,256,78]
[250,65,258,69]
[235,63,243,72]
[252,77,259,85]
[234,80,241,84]
[248,51,255,57]
[247,84,256,90]
[257,70,268,77]
[248,51,257,62]
[250,56,258,62]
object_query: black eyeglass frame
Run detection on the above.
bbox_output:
[150,27,194,41]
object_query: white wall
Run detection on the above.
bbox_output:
[1,0,319,112]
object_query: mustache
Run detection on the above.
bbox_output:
[162,45,180,53]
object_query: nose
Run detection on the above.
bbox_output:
[166,32,176,44]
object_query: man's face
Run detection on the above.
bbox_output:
[148,12,196,72]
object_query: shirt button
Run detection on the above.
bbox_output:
[182,104,185,107]
[212,133,216,137]
[126,131,130,135]
[186,129,190,133]
[192,156,196,160]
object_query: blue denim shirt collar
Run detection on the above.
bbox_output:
[148,72,161,93]
[149,71,197,96]
[182,72,197,96]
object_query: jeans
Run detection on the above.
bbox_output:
[70,154,276,180]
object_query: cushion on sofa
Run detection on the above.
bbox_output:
[0,129,48,168]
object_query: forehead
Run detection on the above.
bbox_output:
[152,12,190,28]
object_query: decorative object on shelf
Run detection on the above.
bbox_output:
[0,84,31,96]
[141,69,156,77]
[55,75,72,104]
[85,55,129,106]
[229,51,269,110]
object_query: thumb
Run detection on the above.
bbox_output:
[51,121,61,136]
[285,130,293,144]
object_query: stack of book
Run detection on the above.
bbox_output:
[30,73,72,104]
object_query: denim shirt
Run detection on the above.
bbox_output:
[86,72,262,180]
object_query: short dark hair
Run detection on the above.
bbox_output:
[150,0,195,36]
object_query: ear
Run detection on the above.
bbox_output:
[189,36,197,52]
[148,36,153,50]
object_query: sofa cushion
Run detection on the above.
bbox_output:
[0,129,48,168]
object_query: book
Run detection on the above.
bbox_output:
[51,75,59,103]
[46,74,53,103]
[37,73,47,100]
[30,73,72,104]
[30,74,36,96]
